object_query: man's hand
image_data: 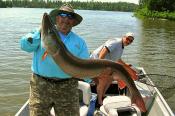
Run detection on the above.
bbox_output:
[27,37,33,44]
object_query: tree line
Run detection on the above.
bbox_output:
[136,0,175,20]
[139,0,175,12]
[0,0,138,12]
[1,0,174,20]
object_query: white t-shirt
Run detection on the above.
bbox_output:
[90,38,123,61]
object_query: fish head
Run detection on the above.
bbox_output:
[41,13,61,55]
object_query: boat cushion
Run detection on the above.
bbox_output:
[50,106,89,116]
[80,105,89,116]
[78,81,91,105]
[100,96,131,113]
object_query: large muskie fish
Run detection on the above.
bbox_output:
[41,13,146,112]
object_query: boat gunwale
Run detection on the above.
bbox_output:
[139,67,174,116]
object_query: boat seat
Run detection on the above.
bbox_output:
[78,81,91,116]
[50,81,91,116]
[100,96,141,116]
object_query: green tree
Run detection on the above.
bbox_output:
[139,0,175,12]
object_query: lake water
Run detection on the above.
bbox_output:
[0,8,175,115]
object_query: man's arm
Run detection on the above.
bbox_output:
[98,46,109,59]
[20,29,41,53]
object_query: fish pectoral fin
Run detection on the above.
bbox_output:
[42,51,48,60]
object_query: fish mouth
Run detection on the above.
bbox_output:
[41,13,62,56]
[42,13,49,34]
[42,13,56,35]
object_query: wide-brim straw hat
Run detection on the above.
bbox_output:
[49,4,83,27]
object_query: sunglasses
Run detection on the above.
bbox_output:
[58,13,74,19]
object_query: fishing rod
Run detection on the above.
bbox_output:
[136,73,175,88]
[138,73,175,78]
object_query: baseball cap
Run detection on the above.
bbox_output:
[125,32,134,39]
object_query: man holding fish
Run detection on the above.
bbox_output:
[20,3,89,115]
[90,32,138,104]
[20,3,146,116]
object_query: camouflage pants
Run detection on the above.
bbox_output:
[29,74,79,116]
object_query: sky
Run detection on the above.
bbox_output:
[63,0,139,4]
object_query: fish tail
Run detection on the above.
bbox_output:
[42,51,48,60]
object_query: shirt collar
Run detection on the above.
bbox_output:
[122,39,124,49]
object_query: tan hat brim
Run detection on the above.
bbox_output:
[49,9,83,26]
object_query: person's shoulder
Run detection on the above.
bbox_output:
[114,37,122,41]
[106,37,121,43]
[70,31,86,43]
[70,31,82,38]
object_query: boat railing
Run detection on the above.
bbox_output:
[138,67,174,116]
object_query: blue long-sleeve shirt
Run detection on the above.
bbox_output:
[20,29,90,79]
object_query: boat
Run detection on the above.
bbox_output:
[15,67,174,116]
